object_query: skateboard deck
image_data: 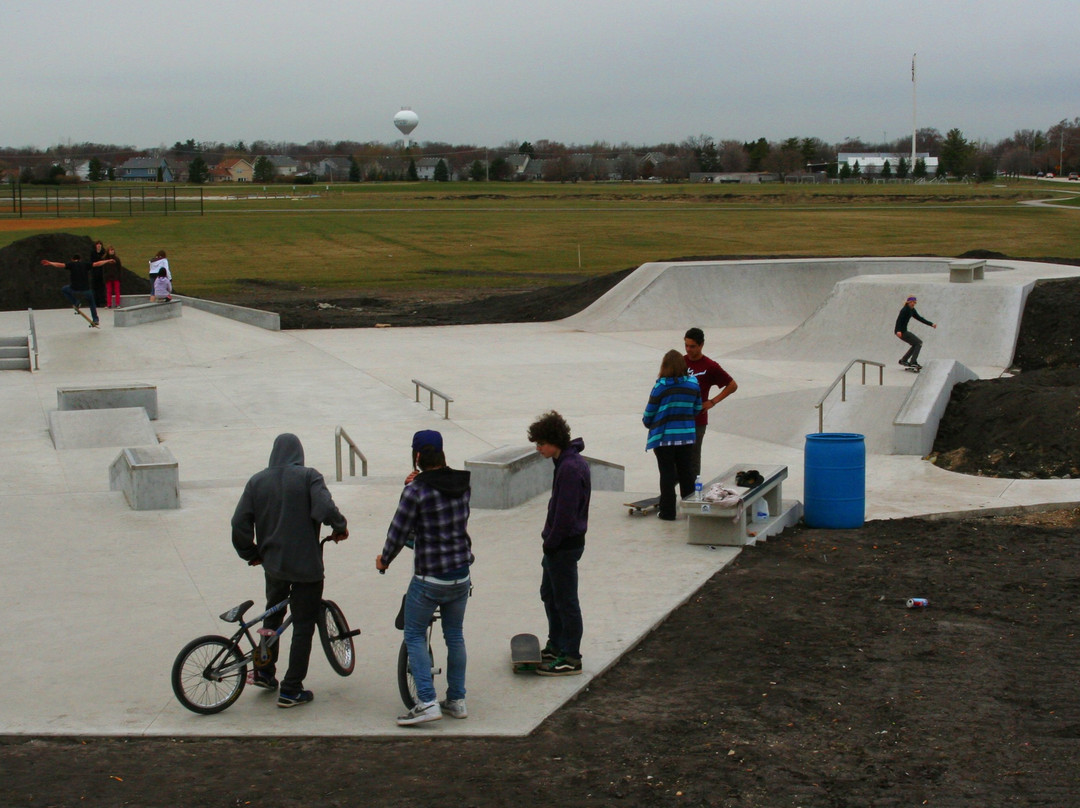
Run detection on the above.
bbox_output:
[903,366,921,373]
[625,496,660,516]
[511,632,541,673]
[74,306,99,328]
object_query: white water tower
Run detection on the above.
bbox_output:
[393,108,419,148]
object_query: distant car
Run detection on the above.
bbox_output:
[1036,171,1045,177]
[1047,172,1056,178]
[1069,173,1079,181]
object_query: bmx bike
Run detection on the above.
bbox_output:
[171,537,359,715]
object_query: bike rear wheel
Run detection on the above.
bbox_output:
[397,637,437,709]
[171,635,247,714]
[318,599,355,676]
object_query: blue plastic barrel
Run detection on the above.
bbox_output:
[803,433,865,528]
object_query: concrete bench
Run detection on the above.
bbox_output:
[57,383,158,420]
[465,444,625,509]
[949,259,985,283]
[109,445,180,510]
[113,300,182,327]
[679,462,802,546]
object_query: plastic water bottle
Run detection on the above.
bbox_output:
[694,476,703,501]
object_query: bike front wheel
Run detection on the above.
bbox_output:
[171,635,247,714]
[318,599,355,676]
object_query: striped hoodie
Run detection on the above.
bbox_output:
[642,375,702,451]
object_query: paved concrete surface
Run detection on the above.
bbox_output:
[2,257,1078,738]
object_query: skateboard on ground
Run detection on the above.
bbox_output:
[625,496,660,516]
[511,633,542,673]
[73,306,99,328]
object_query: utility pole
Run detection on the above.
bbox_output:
[911,53,917,174]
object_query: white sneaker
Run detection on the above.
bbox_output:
[397,700,442,726]
[439,698,467,719]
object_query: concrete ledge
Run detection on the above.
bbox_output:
[48,407,159,450]
[173,295,281,331]
[892,359,979,456]
[57,383,158,420]
[466,444,625,510]
[109,445,180,510]
[114,300,182,327]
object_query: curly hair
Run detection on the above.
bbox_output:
[526,410,572,450]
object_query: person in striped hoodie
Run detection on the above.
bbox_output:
[642,350,702,520]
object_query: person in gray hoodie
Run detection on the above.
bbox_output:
[232,433,349,708]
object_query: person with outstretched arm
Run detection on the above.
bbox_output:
[895,295,937,369]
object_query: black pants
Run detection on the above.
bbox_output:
[541,545,584,659]
[898,331,923,364]
[263,575,324,693]
[654,443,696,520]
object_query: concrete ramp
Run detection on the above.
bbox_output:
[720,385,912,454]
[48,407,158,450]
[731,272,1029,367]
[563,257,967,332]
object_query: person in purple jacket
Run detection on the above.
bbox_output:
[527,410,591,676]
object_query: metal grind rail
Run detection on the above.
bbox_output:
[814,359,884,433]
[412,379,454,419]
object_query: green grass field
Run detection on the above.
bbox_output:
[3,180,1078,298]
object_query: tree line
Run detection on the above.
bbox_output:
[3,117,1077,184]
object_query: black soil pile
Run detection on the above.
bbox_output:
[0,233,152,308]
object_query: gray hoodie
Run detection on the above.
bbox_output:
[231,433,347,582]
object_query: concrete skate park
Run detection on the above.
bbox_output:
[2,256,1078,738]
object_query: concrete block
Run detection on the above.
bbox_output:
[893,359,979,456]
[466,445,624,510]
[113,300,182,327]
[57,383,158,420]
[109,446,180,510]
[48,407,158,450]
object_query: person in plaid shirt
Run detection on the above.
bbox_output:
[377,430,474,725]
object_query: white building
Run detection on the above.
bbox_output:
[838,152,939,176]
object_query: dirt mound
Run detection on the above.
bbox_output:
[931,274,1080,478]
[0,232,152,310]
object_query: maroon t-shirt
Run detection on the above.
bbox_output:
[684,355,733,426]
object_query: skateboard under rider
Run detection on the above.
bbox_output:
[73,306,99,328]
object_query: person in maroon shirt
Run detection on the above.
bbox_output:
[683,327,738,479]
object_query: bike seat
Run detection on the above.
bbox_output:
[220,599,254,623]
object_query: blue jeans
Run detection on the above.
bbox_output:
[61,286,98,323]
[404,576,470,704]
[540,545,584,658]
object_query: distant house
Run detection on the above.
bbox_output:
[116,157,175,182]
[506,154,530,178]
[416,156,457,181]
[317,157,352,181]
[210,158,254,182]
[263,155,300,177]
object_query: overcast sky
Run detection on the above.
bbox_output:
[3,0,1076,152]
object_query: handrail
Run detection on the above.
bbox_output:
[411,378,454,419]
[334,426,368,481]
[27,308,39,371]
[813,358,884,433]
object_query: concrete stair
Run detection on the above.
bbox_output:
[0,336,30,371]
